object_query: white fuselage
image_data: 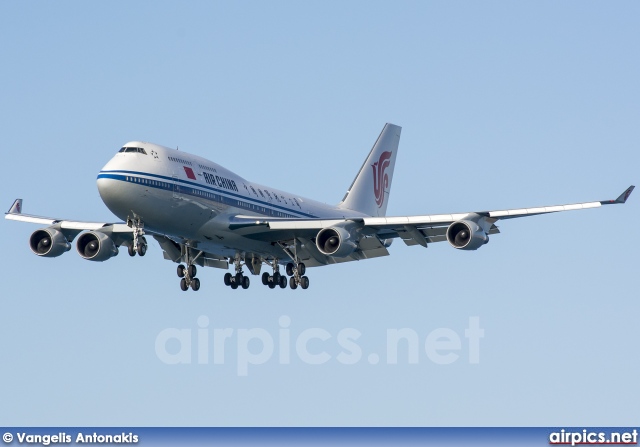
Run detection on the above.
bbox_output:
[96,142,366,259]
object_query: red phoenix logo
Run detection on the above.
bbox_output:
[371,151,392,208]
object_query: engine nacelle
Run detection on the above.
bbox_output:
[29,228,71,258]
[316,225,358,258]
[76,231,119,262]
[446,220,489,251]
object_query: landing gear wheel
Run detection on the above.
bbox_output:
[138,243,147,257]
[188,264,197,278]
[289,276,298,290]
[177,265,186,278]
[273,272,281,284]
[191,278,201,291]
[224,273,232,286]
[262,272,270,285]
[286,262,294,276]
[230,282,238,290]
[128,245,136,257]
[180,278,188,291]
[241,276,250,289]
[300,276,310,289]
[279,275,287,288]
[235,272,243,284]
[268,279,276,289]
[297,263,306,275]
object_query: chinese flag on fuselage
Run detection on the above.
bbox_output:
[183,166,196,180]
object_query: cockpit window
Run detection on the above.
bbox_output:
[119,147,147,154]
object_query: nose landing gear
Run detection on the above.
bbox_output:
[127,217,147,257]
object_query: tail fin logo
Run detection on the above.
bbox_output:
[371,151,392,208]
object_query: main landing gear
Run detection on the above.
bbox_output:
[177,245,205,292]
[259,258,309,290]
[261,260,288,289]
[272,241,311,290]
[177,263,200,292]
[173,249,310,292]
[286,261,309,290]
[223,254,250,290]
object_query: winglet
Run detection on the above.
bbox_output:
[7,199,23,215]
[601,186,634,205]
[616,185,635,203]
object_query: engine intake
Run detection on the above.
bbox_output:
[446,220,489,251]
[316,225,357,258]
[29,228,71,258]
[76,231,119,262]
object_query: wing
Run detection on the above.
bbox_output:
[5,199,133,250]
[361,185,635,246]
[227,185,635,252]
[5,199,229,269]
[5,199,133,237]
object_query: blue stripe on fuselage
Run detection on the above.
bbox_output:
[97,170,314,218]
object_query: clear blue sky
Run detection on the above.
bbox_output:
[1,1,638,426]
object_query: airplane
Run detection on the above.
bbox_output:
[5,123,634,292]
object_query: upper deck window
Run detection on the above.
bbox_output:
[119,147,147,154]
[198,163,216,173]
[168,156,193,166]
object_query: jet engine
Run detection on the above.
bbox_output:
[446,220,489,251]
[76,231,119,261]
[29,228,71,258]
[316,225,358,258]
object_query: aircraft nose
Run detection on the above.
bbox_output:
[96,154,130,221]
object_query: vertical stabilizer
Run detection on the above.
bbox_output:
[338,123,401,217]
